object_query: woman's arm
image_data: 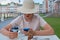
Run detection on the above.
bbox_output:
[1,24,12,36]
[35,23,54,36]
[1,24,18,39]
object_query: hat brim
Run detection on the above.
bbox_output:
[17,6,39,14]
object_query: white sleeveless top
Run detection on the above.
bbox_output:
[10,15,47,31]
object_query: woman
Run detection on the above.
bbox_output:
[1,0,54,40]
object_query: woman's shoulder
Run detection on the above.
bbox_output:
[34,14,42,19]
[12,15,23,22]
[16,15,23,19]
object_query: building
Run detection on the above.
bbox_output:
[39,4,43,13]
[0,2,40,21]
[34,3,40,13]
[42,0,48,13]
[42,0,55,13]
[0,2,22,21]
[53,0,60,16]
[48,0,60,17]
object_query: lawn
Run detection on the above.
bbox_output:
[44,17,60,38]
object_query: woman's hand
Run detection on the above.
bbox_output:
[23,28,36,40]
[8,32,18,39]
[1,24,18,39]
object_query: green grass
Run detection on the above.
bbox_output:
[44,17,60,38]
[39,13,45,17]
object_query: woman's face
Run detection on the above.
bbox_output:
[24,14,33,19]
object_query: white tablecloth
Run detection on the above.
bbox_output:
[32,35,59,40]
[0,33,59,40]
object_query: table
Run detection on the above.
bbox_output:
[0,33,59,40]
[32,35,59,40]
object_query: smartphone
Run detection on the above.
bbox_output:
[23,28,30,32]
[10,26,18,32]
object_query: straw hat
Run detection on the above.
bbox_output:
[18,0,39,14]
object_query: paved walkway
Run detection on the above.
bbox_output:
[0,18,14,29]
